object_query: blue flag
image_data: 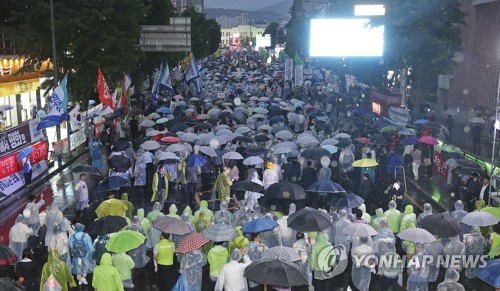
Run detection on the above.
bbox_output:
[38,74,69,130]
[184,55,199,82]
[151,63,163,106]
[159,64,174,92]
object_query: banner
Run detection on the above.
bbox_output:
[69,104,83,130]
[151,63,163,107]
[185,54,199,82]
[388,106,411,126]
[0,141,49,180]
[295,65,304,87]
[70,129,86,151]
[119,73,132,113]
[97,67,114,109]
[433,150,448,177]
[0,122,33,156]
[371,88,402,107]
[29,118,43,142]
[0,160,48,196]
[284,58,293,81]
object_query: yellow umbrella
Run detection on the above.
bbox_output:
[352,159,379,168]
[95,198,129,218]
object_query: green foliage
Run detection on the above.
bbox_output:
[284,14,309,58]
[181,8,221,59]
[264,22,279,48]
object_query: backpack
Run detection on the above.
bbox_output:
[73,234,87,257]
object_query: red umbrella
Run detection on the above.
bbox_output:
[161,136,180,143]
[0,245,17,266]
[419,136,439,145]
[355,137,373,144]
[176,233,209,254]
[152,134,165,141]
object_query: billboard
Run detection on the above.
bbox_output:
[309,19,384,57]
[255,34,272,51]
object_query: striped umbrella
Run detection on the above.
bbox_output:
[201,224,239,242]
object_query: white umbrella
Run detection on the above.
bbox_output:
[140,120,155,127]
[197,133,216,145]
[320,138,339,146]
[461,211,499,227]
[273,147,294,154]
[243,156,264,166]
[230,132,243,140]
[215,124,230,131]
[146,130,161,137]
[222,151,244,160]
[217,135,232,145]
[0,104,14,112]
[397,228,436,243]
[198,146,217,157]
[148,112,161,119]
[235,126,252,134]
[258,124,273,132]
[157,151,179,161]
[275,130,294,140]
[287,112,299,123]
[273,142,298,150]
[469,117,485,124]
[141,140,160,151]
[342,223,377,237]
[334,133,351,139]
[207,108,221,117]
[173,95,184,100]
[166,144,185,152]
[180,133,197,142]
[253,114,267,119]
[197,114,210,120]
[254,108,269,114]
[216,129,233,136]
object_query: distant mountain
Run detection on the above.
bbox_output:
[259,0,293,17]
[205,0,284,11]
[205,8,289,24]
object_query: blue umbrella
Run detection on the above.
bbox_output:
[400,136,420,146]
[36,114,67,130]
[307,181,345,194]
[17,147,33,162]
[95,176,130,192]
[185,154,207,167]
[373,118,390,127]
[477,259,500,288]
[201,224,239,242]
[241,218,278,234]
[414,119,429,125]
[330,193,364,208]
[156,107,172,114]
[269,116,285,125]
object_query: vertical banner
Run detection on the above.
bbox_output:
[295,65,304,87]
[284,58,293,81]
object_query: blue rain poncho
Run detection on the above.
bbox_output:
[351,237,374,291]
[180,249,206,291]
[69,223,95,275]
[111,252,135,288]
[126,216,150,268]
[463,227,485,279]
[416,203,433,228]
[8,214,32,262]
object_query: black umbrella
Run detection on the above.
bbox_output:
[231,181,264,193]
[218,111,231,120]
[164,132,178,137]
[244,258,308,287]
[337,138,352,148]
[0,244,17,266]
[0,278,25,291]
[95,176,130,192]
[233,136,253,143]
[370,134,387,145]
[72,165,101,175]
[300,147,331,160]
[245,147,267,156]
[269,116,285,125]
[109,155,132,172]
[421,213,461,238]
[113,140,130,151]
[329,192,364,208]
[170,123,189,132]
[88,216,128,235]
[195,122,212,131]
[307,181,345,194]
[207,117,219,124]
[287,207,333,232]
[254,134,270,142]
[264,182,306,201]
[456,159,482,170]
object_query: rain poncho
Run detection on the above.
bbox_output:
[9,214,32,262]
[133,159,147,186]
[436,269,465,291]
[232,200,247,225]
[358,204,371,224]
[260,214,282,248]
[245,172,263,211]
[463,227,485,279]
[214,201,233,225]
[167,204,180,219]
[443,236,466,271]
[399,205,417,232]
[126,216,150,268]
[40,249,77,291]
[251,203,264,219]
[450,200,470,239]
[407,246,430,291]
[374,218,396,244]
[74,179,88,211]
[194,200,214,222]
[370,208,384,230]
[207,245,229,279]
[333,210,352,253]
[317,166,332,182]
[120,193,134,221]
[351,237,374,291]
[69,223,94,275]
[146,202,164,225]
[310,232,333,281]
[45,202,64,246]
[146,211,165,249]
[43,274,62,291]
[194,211,213,233]
[263,167,279,189]
[92,253,124,291]
[180,249,206,291]
[424,240,444,283]
[24,196,45,235]
[245,240,267,288]
[293,238,312,286]
[48,224,71,268]
[214,171,232,202]
[136,208,151,237]
[339,147,354,173]
[383,201,403,233]
[91,141,103,170]
[417,203,432,228]
[215,249,252,291]
[277,213,295,247]
[228,227,249,255]
[111,252,135,288]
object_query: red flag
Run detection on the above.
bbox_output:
[96,67,114,109]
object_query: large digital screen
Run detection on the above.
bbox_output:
[310,19,384,57]
[255,35,272,51]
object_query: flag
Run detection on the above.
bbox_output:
[495,112,500,131]
[151,63,163,106]
[173,63,183,81]
[97,67,114,109]
[38,74,69,130]
[195,73,203,95]
[284,58,293,81]
[184,53,199,82]
[118,73,132,113]
[214,48,221,57]
[159,64,174,92]
[69,103,83,130]
[294,52,304,66]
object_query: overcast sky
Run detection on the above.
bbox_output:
[204,0,284,10]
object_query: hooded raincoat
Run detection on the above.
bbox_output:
[245,172,263,212]
[126,216,150,268]
[383,201,403,233]
[464,227,485,279]
[120,194,134,221]
[45,202,64,246]
[69,223,94,275]
[370,208,384,230]
[167,204,180,219]
[146,202,164,225]
[333,210,352,253]
[207,245,229,279]
[92,253,124,291]
[40,249,76,291]
[111,252,135,288]
[214,171,232,202]
[424,240,444,283]
[180,249,206,291]
[136,208,151,237]
[9,214,33,262]
[450,200,470,239]
[351,238,374,291]
[310,232,333,281]
[194,200,214,222]
[214,201,233,225]
[416,203,432,228]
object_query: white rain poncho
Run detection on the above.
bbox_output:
[443,236,466,271]
[251,203,264,219]
[417,203,433,228]
[263,168,279,189]
[351,237,374,291]
[375,240,402,279]
[436,269,465,291]
[317,166,332,182]
[245,172,263,211]
[24,197,45,235]
[45,201,64,246]
[232,200,247,225]
[133,159,147,186]
[48,223,71,268]
[424,240,444,283]
[450,200,471,239]
[214,201,233,225]
[277,210,295,247]
[180,249,206,291]
[293,238,312,286]
[126,216,150,268]
[234,207,252,227]
[374,218,395,244]
[463,226,485,279]
[407,245,430,291]
[333,209,352,253]
[245,240,267,288]
[9,214,33,262]
[260,213,282,248]
[69,223,95,275]
[172,212,195,262]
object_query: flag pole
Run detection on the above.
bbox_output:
[489,62,500,205]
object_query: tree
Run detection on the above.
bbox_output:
[264,22,279,48]
[181,8,221,59]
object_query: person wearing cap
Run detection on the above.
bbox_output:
[263,161,279,190]
[215,249,252,291]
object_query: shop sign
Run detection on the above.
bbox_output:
[371,88,402,107]
[0,122,33,156]
[0,160,48,196]
[0,141,48,180]
[372,102,381,115]
[70,129,87,151]
[0,79,40,97]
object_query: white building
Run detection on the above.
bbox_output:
[220,25,266,47]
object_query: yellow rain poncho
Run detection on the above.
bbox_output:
[40,249,76,291]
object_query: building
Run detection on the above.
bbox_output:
[215,13,253,29]
[220,25,266,47]
[439,0,500,121]
[171,0,204,13]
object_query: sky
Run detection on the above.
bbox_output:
[204,0,284,10]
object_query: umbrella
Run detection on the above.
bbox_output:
[241,218,278,234]
[145,130,161,137]
[477,259,500,288]
[397,228,436,243]
[105,230,146,252]
[414,119,429,125]
[243,156,264,166]
[180,133,197,142]
[254,134,270,142]
[109,155,132,172]
[148,112,161,119]
[443,109,458,116]
[171,123,189,132]
[17,147,33,162]
[273,147,294,154]
[157,151,179,162]
[233,136,253,143]
[0,278,25,291]
[261,246,301,262]
[161,136,180,143]
[461,211,499,227]
[421,213,461,238]
[95,176,130,192]
[355,137,372,144]
[72,165,100,175]
[419,136,439,145]
[156,118,168,124]
[153,216,192,235]
[401,136,420,146]
[231,181,264,193]
[156,107,172,114]
[398,128,417,136]
[195,122,212,131]
[352,159,379,167]
[201,224,239,242]
[140,120,155,127]
[321,145,338,154]
[469,117,485,124]
[276,130,294,139]
[88,216,127,235]
[264,182,306,201]
[307,181,345,194]
[235,126,252,134]
[342,223,377,237]
[334,133,351,139]
[141,140,160,151]
[245,147,267,156]
[330,193,364,208]
[198,146,217,157]
[0,244,17,265]
[370,134,387,145]
[379,125,399,133]
[301,147,331,160]
[166,144,185,152]
[113,140,130,151]
[258,124,273,131]
[287,207,333,232]
[320,138,339,146]
[186,154,207,167]
[196,114,210,120]
[455,159,481,170]
[95,198,128,218]
[482,207,500,218]
[176,233,210,254]
[244,258,308,287]
[222,151,244,160]
[0,104,14,112]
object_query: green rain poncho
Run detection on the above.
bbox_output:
[310,232,332,272]
[370,208,384,230]
[383,201,403,233]
[92,253,124,291]
[194,200,214,222]
[358,204,371,224]
[183,206,196,225]
[112,252,135,281]
[400,205,417,258]
[207,245,229,278]
[167,204,180,219]
[195,211,213,233]
[121,193,134,221]
[40,249,76,291]
[228,227,250,255]
[214,171,232,203]
[137,208,151,235]
[147,202,164,225]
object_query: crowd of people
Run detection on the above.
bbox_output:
[1,49,499,291]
